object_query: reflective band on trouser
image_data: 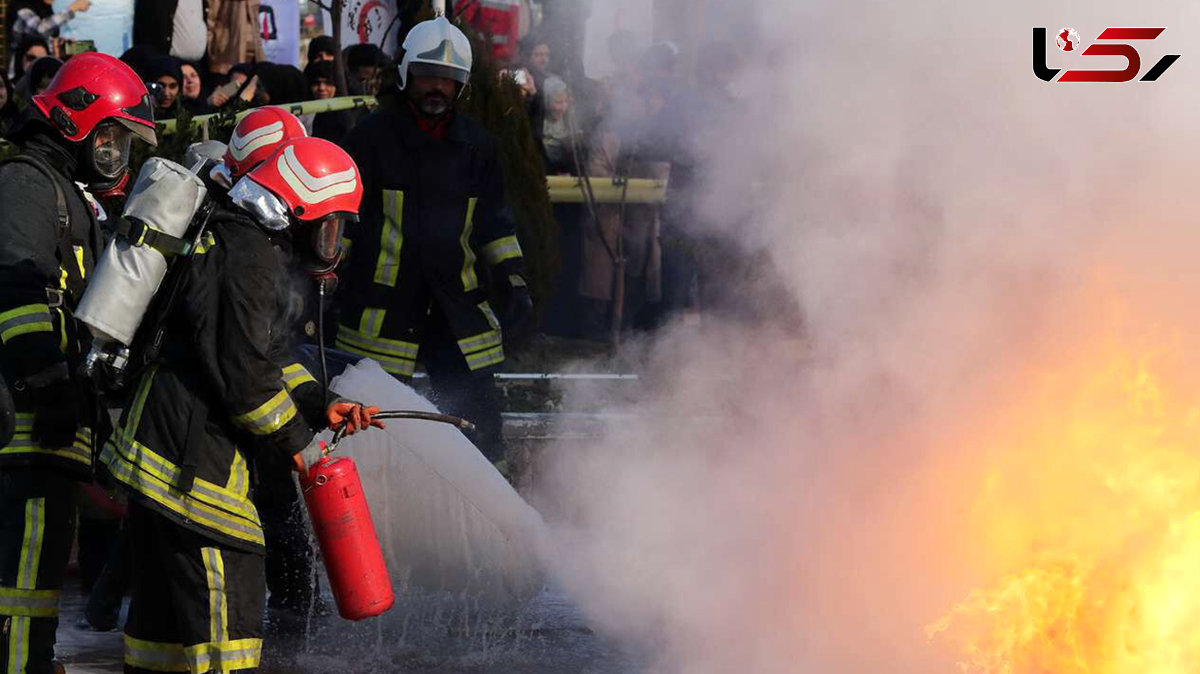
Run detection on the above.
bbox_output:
[459,197,479,292]
[335,324,418,377]
[281,363,316,392]
[100,439,265,548]
[458,330,501,357]
[482,235,524,266]
[202,548,228,645]
[2,413,93,467]
[7,498,46,674]
[374,190,404,287]
[124,636,189,672]
[125,635,264,673]
[465,346,505,371]
[0,588,58,618]
[0,304,53,344]
[231,390,297,436]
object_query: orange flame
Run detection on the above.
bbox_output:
[929,319,1200,673]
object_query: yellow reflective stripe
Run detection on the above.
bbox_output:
[460,197,479,291]
[7,497,47,672]
[194,231,217,255]
[2,414,93,464]
[358,307,386,338]
[123,636,190,672]
[478,301,500,331]
[19,498,44,591]
[100,442,265,548]
[336,324,418,359]
[281,363,317,392]
[231,389,297,436]
[0,587,59,618]
[226,448,249,497]
[482,235,523,266]
[184,638,263,673]
[0,304,53,344]
[335,336,417,377]
[465,345,504,371]
[458,330,501,355]
[374,190,404,287]
[202,548,228,644]
[105,432,258,521]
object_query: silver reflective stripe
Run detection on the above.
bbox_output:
[123,635,189,672]
[336,324,418,359]
[100,443,265,547]
[458,330,501,355]
[231,390,297,436]
[0,587,59,617]
[107,433,257,520]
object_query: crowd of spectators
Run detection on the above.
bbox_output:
[2,0,743,343]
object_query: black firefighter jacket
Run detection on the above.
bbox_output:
[100,209,325,553]
[0,135,102,478]
[335,105,528,377]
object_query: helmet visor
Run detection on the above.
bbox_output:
[313,214,352,263]
[408,61,470,85]
[92,123,133,180]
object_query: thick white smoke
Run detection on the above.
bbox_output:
[536,1,1200,672]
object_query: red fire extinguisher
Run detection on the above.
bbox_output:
[301,455,394,621]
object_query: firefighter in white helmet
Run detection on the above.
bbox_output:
[335,16,532,468]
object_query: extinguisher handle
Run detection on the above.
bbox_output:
[325,409,475,454]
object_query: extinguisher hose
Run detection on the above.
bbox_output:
[328,410,475,452]
[317,278,330,410]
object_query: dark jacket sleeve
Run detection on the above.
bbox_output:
[209,248,314,457]
[0,164,71,383]
[470,136,528,289]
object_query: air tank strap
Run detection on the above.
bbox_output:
[115,217,192,256]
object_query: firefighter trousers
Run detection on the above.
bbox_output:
[420,312,506,463]
[123,504,264,674]
[254,452,317,615]
[0,468,76,674]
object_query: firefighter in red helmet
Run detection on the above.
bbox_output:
[0,52,156,674]
[100,137,381,673]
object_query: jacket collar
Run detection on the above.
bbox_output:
[395,101,470,148]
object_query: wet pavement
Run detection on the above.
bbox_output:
[56,581,639,673]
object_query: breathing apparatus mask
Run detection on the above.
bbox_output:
[229,176,352,283]
[82,122,134,197]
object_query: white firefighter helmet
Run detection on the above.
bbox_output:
[398,16,473,90]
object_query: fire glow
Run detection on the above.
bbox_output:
[928,311,1200,672]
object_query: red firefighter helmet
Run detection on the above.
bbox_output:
[33,52,156,146]
[229,137,362,275]
[224,106,308,178]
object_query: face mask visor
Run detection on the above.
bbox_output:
[312,214,351,264]
[91,123,133,180]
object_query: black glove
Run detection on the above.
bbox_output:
[31,380,82,449]
[500,285,534,338]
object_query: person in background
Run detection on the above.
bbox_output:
[206,0,262,78]
[540,76,575,174]
[132,0,208,69]
[13,56,62,107]
[10,35,49,82]
[343,43,384,95]
[301,59,351,141]
[0,71,15,137]
[306,35,335,64]
[6,0,90,55]
[146,55,184,116]
[179,61,211,114]
[208,62,263,108]
[254,62,307,105]
[337,17,532,470]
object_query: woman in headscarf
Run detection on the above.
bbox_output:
[10,34,49,82]
[145,54,184,116]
